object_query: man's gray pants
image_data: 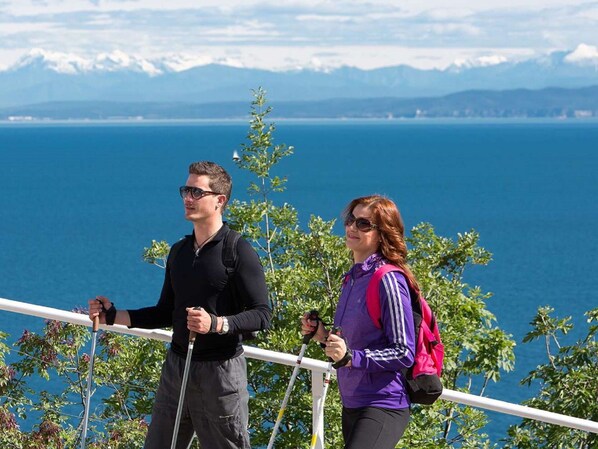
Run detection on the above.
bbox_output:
[144,350,250,449]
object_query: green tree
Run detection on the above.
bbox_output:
[0,330,24,449]
[504,306,598,449]
[225,88,349,448]
[0,316,161,448]
[0,320,92,448]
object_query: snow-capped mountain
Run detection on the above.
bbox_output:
[11,48,162,75]
[1,45,596,108]
[7,48,249,76]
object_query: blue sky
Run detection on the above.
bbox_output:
[1,0,597,71]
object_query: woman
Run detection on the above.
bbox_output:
[301,195,417,449]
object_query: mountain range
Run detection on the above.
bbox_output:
[1,46,597,119]
[2,86,596,120]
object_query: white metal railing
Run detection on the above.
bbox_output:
[1,296,598,448]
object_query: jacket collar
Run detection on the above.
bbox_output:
[185,222,230,245]
[347,252,386,279]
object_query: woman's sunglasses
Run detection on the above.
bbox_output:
[344,214,378,232]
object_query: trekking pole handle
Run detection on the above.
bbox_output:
[302,310,320,344]
[326,326,342,362]
[92,315,100,332]
[189,306,203,343]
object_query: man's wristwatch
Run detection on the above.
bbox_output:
[218,316,229,335]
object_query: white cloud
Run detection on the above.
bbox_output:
[452,54,508,68]
[429,23,481,37]
[396,0,594,13]
[418,7,476,20]
[0,0,596,70]
[1,0,244,15]
[84,13,118,26]
[296,14,355,23]
[201,22,280,40]
[575,5,598,20]
[0,20,56,33]
[564,43,598,65]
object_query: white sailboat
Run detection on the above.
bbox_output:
[232,150,240,161]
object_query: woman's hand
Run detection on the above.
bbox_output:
[300,312,327,343]
[324,333,348,363]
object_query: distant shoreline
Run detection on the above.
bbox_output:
[2,86,596,123]
[2,117,598,126]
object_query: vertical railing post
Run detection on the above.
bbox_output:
[311,369,325,449]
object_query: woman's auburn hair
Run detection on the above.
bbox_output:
[343,195,420,293]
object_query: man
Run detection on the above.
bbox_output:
[88,161,271,449]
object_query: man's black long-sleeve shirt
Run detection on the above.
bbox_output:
[128,223,271,361]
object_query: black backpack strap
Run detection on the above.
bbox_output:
[166,236,188,267]
[222,228,241,275]
[222,228,244,313]
[222,228,258,340]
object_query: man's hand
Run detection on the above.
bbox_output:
[186,307,213,334]
[88,296,112,324]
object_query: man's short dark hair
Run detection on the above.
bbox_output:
[188,161,232,209]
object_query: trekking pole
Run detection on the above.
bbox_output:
[309,326,340,449]
[267,310,320,449]
[185,433,197,449]
[80,315,100,449]
[171,308,200,449]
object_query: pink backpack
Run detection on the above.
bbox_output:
[366,264,444,405]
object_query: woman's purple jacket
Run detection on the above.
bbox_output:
[333,253,416,410]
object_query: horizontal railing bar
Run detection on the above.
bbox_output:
[0,297,330,373]
[1,296,597,434]
[440,389,598,434]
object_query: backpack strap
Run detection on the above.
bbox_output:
[222,228,250,318]
[222,228,261,340]
[166,236,187,268]
[366,264,403,329]
[222,228,241,275]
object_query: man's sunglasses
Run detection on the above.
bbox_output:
[179,186,220,200]
[344,214,378,232]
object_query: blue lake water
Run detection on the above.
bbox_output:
[1,120,597,442]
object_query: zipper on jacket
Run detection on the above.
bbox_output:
[337,273,356,326]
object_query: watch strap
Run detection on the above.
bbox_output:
[209,313,218,333]
[101,303,117,326]
[332,349,352,369]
